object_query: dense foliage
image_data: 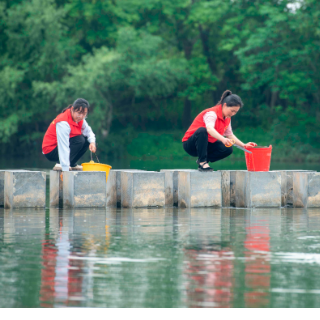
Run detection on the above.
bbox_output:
[0,0,319,162]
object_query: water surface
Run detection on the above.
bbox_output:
[1,207,320,307]
[1,157,320,307]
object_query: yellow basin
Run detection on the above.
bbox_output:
[81,161,112,182]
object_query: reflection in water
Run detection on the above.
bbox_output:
[244,224,270,308]
[184,249,234,308]
[39,209,110,307]
[1,207,320,307]
[40,237,57,307]
[183,209,234,308]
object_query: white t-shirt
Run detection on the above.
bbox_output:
[203,111,233,136]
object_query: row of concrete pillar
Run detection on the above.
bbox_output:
[1,169,318,209]
[52,169,320,209]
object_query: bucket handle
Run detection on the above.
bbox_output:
[91,151,100,163]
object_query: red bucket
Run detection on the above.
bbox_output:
[245,145,272,172]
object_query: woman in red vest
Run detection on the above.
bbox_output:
[182,90,257,171]
[42,98,96,171]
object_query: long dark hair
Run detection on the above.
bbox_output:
[218,90,243,108]
[61,98,90,114]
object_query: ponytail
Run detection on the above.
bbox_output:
[61,104,73,113]
[61,98,90,114]
[218,90,243,108]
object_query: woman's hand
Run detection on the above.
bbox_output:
[244,142,257,148]
[222,137,234,147]
[89,143,96,153]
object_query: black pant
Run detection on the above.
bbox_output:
[183,127,233,163]
[44,135,90,167]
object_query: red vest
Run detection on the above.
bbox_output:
[42,109,84,154]
[182,104,231,143]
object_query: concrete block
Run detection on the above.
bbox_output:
[63,171,106,208]
[229,171,248,208]
[121,171,165,208]
[272,170,315,206]
[219,170,230,207]
[293,172,308,208]
[106,170,145,207]
[308,173,320,207]
[164,170,174,206]
[160,169,197,207]
[230,171,281,208]
[4,171,46,208]
[292,172,320,208]
[246,172,281,208]
[106,170,117,207]
[178,171,221,208]
[0,170,31,206]
[50,170,63,207]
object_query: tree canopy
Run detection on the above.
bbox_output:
[0,0,319,162]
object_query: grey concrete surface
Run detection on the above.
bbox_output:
[229,171,248,208]
[308,172,320,208]
[4,171,46,208]
[121,171,165,208]
[229,171,281,208]
[220,170,230,207]
[272,170,315,207]
[292,172,309,208]
[106,170,117,207]
[160,169,197,207]
[63,171,106,208]
[106,170,145,207]
[246,171,281,208]
[0,170,31,206]
[291,171,320,208]
[50,170,63,207]
[178,171,222,208]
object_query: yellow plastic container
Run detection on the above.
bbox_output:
[81,161,112,182]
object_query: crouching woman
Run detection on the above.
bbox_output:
[182,90,257,171]
[42,98,96,171]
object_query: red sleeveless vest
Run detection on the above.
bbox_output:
[182,105,231,143]
[42,109,84,154]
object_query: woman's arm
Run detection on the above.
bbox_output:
[225,133,257,148]
[82,120,96,152]
[207,126,234,146]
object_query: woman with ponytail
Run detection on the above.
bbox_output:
[182,90,257,171]
[42,98,97,171]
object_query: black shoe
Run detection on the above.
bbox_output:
[198,161,213,172]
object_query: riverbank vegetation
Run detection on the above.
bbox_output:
[0,0,319,162]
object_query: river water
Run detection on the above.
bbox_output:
[1,158,320,307]
[1,207,320,308]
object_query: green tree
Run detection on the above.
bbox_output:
[63,0,137,51]
[34,27,189,157]
[0,0,79,150]
[124,0,222,128]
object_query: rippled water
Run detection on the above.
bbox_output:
[1,207,320,307]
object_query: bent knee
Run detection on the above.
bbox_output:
[70,134,87,146]
[77,135,87,146]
